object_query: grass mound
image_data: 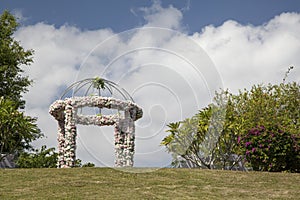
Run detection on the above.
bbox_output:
[1,168,299,199]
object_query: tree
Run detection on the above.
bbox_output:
[161,105,234,169]
[0,98,41,161]
[0,10,42,162]
[0,10,33,109]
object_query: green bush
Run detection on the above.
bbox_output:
[16,145,58,168]
[238,126,300,172]
[82,162,95,167]
[162,82,299,172]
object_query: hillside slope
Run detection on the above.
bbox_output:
[1,168,299,199]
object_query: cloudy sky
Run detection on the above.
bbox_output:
[1,0,300,167]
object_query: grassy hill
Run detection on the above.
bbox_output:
[1,168,299,199]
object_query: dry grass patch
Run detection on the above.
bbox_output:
[0,168,299,199]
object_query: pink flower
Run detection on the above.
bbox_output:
[237,136,241,143]
[245,141,252,147]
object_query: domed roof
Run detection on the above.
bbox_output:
[60,77,134,102]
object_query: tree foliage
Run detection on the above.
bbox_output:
[17,146,96,168]
[0,10,33,109]
[161,105,236,169]
[224,82,299,137]
[16,145,58,168]
[0,98,41,161]
[0,10,42,162]
[162,81,300,172]
[161,109,209,168]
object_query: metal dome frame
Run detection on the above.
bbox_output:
[60,77,134,101]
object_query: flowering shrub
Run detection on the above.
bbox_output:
[238,126,300,172]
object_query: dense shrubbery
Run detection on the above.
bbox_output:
[238,126,299,172]
[17,146,58,168]
[74,159,95,168]
[162,81,300,172]
[17,146,96,168]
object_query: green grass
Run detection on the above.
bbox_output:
[0,168,299,199]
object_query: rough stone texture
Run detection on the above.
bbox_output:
[49,96,142,168]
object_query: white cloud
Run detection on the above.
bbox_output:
[14,2,300,167]
[192,12,300,92]
[16,23,113,108]
[140,0,183,30]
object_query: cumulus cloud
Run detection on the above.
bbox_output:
[192,12,300,92]
[14,2,300,167]
[140,0,183,30]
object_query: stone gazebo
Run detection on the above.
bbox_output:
[49,77,143,168]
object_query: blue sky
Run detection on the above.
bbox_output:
[1,1,300,167]
[2,0,300,32]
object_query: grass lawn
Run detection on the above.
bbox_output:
[0,168,299,199]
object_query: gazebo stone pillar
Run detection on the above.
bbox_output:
[49,96,143,168]
[114,114,135,167]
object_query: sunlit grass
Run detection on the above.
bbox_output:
[1,168,299,199]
